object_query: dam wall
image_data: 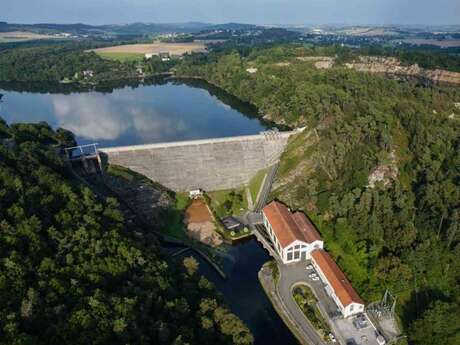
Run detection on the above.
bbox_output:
[99,130,297,191]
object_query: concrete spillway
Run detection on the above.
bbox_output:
[99,130,297,192]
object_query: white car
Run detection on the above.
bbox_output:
[328,333,337,343]
[306,264,314,270]
[312,276,320,281]
[308,273,317,278]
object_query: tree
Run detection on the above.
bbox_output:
[409,301,460,345]
[183,256,199,276]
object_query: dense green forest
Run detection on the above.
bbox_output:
[0,119,253,345]
[175,46,460,345]
[0,42,175,83]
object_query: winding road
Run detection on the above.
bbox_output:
[277,262,328,345]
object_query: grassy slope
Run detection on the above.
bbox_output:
[207,188,248,218]
[248,167,269,203]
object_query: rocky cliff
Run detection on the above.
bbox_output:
[346,56,460,85]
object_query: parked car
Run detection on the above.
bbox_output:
[308,273,317,278]
[306,264,313,270]
[328,333,337,343]
[312,276,320,281]
[376,333,386,345]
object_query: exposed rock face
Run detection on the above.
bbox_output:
[347,56,460,85]
[297,56,335,69]
[367,151,399,189]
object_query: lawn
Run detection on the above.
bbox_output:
[96,51,145,62]
[207,189,248,218]
[175,192,190,210]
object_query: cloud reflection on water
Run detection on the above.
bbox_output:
[51,93,185,142]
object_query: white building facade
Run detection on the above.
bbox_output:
[262,201,324,264]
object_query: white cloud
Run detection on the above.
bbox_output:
[52,94,129,140]
[51,92,188,143]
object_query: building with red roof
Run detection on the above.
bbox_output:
[262,201,323,263]
[262,201,365,317]
[311,249,364,317]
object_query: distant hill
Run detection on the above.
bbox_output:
[0,21,259,36]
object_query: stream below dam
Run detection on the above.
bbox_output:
[0,78,298,345]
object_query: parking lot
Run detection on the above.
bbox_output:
[304,262,384,345]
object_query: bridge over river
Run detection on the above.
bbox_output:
[98,129,300,192]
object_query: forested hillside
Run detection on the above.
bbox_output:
[0,42,174,82]
[176,46,460,345]
[0,119,253,345]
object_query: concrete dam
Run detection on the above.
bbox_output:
[99,130,298,192]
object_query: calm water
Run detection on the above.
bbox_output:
[0,79,268,147]
[176,240,298,345]
[0,80,297,344]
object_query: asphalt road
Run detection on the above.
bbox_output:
[277,262,328,345]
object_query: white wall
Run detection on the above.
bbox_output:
[311,255,364,318]
[343,302,365,318]
[263,211,325,264]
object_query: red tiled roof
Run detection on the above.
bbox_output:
[262,201,322,248]
[311,249,364,307]
[292,212,322,243]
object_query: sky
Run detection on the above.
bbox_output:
[2,0,460,26]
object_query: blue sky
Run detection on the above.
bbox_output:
[3,0,460,25]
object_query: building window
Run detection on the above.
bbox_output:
[295,245,300,250]
[350,305,354,312]
[314,244,320,249]
[287,252,293,261]
[294,251,300,260]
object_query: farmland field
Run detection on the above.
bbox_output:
[90,41,207,57]
[96,52,145,62]
[0,31,55,43]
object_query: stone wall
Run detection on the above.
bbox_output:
[99,131,296,191]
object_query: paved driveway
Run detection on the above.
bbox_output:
[279,262,383,345]
[277,261,328,345]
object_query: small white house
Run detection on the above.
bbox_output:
[311,249,365,318]
[262,201,323,264]
[189,189,203,198]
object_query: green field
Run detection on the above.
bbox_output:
[207,189,248,218]
[96,51,145,62]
